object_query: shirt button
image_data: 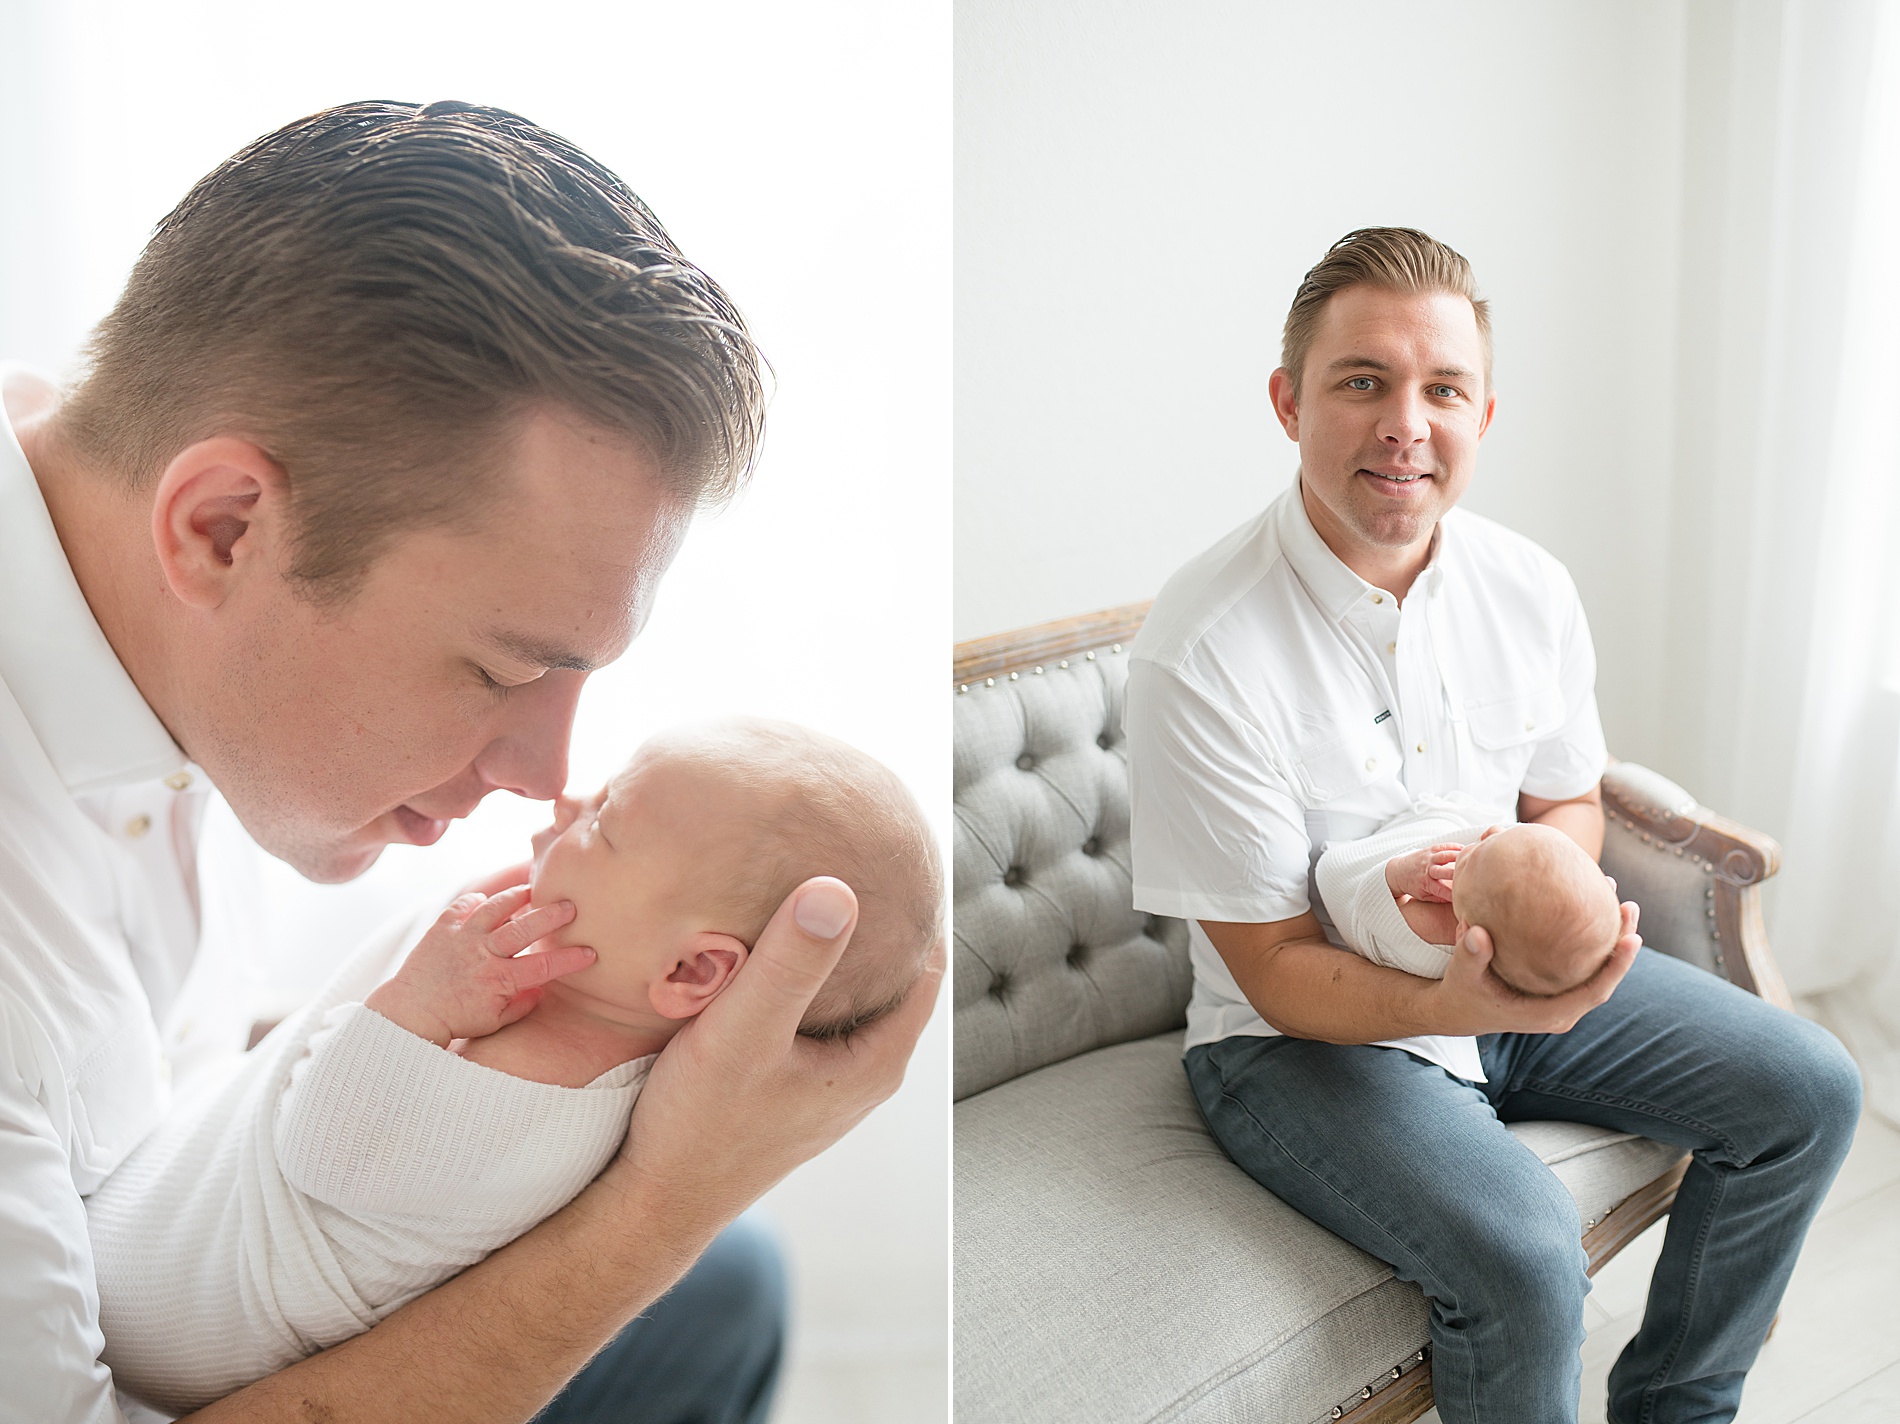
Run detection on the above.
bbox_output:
[1525,720,1537,732]
[1370,593,1384,605]
[164,771,194,792]
[1386,642,1397,654]
[1415,742,1426,754]
[1364,757,1378,772]
[125,814,151,839]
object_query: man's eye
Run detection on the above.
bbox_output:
[1430,385,1460,400]
[475,666,512,697]
[1346,376,1376,391]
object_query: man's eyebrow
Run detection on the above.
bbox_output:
[1324,355,1477,381]
[482,630,597,672]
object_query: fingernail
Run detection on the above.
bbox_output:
[794,880,853,938]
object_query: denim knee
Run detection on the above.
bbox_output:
[1790,1020,1862,1154]
[1753,1018,1862,1167]
[1435,1179,1589,1339]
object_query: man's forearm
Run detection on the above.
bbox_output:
[1204,922,1443,1045]
[182,1160,714,1424]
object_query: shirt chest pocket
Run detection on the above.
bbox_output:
[1289,726,1399,805]
[1463,684,1569,750]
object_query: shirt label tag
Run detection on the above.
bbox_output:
[1373,709,1392,725]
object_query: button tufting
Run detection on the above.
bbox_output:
[1067,943,1088,967]
[1082,837,1100,856]
[1015,753,1035,771]
[1097,732,1113,749]
[988,973,1008,998]
[1002,865,1025,887]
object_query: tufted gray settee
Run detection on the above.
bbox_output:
[952,604,1789,1424]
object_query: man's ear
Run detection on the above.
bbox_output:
[150,437,292,609]
[648,932,750,1021]
[1267,366,1301,440]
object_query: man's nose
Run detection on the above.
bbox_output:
[1377,388,1431,446]
[474,669,585,802]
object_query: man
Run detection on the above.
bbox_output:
[1126,228,1859,1422]
[0,101,938,1423]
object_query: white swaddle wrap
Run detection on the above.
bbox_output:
[85,914,651,1415]
[1313,793,1505,980]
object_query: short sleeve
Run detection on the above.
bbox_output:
[1519,567,1609,801]
[1125,659,1312,923]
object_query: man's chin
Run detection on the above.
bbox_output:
[276,836,389,885]
[1349,501,1442,549]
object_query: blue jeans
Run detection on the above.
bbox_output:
[1184,948,1860,1424]
[533,1215,786,1424]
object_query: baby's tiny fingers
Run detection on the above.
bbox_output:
[507,943,597,990]
[462,885,534,935]
[485,900,577,957]
[438,891,486,928]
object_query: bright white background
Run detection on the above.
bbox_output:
[1,3,949,1420]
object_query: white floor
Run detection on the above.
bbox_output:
[1416,1107,1900,1424]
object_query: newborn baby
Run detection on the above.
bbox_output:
[86,718,940,1415]
[1315,795,1622,996]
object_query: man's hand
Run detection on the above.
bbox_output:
[1425,900,1642,1036]
[606,876,943,1255]
[365,887,595,1047]
[1384,843,1461,903]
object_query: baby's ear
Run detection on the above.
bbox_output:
[648,932,750,1021]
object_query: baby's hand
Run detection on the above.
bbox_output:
[1384,843,1462,904]
[365,887,596,1048]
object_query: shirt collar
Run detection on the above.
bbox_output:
[1276,474,1451,622]
[0,370,189,795]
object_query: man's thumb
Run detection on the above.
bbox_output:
[793,879,855,939]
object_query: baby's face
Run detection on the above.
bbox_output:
[528,748,749,1015]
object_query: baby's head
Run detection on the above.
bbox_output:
[530,718,942,1039]
[1451,824,1620,997]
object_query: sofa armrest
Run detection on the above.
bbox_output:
[1599,762,1791,1011]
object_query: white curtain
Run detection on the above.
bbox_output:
[1660,0,1900,1126]
[1800,0,1900,1128]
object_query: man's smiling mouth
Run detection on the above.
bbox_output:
[1361,468,1433,484]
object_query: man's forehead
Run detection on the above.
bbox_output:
[1313,287,1484,363]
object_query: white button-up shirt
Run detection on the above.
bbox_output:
[0,374,260,1424]
[1126,481,1607,1080]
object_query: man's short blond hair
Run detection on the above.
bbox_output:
[1281,227,1492,395]
[58,101,766,601]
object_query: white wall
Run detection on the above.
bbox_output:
[1,4,948,1419]
[955,0,1689,769]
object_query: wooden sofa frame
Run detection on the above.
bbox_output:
[955,601,1789,1424]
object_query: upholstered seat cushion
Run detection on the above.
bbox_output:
[954,1032,1686,1424]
